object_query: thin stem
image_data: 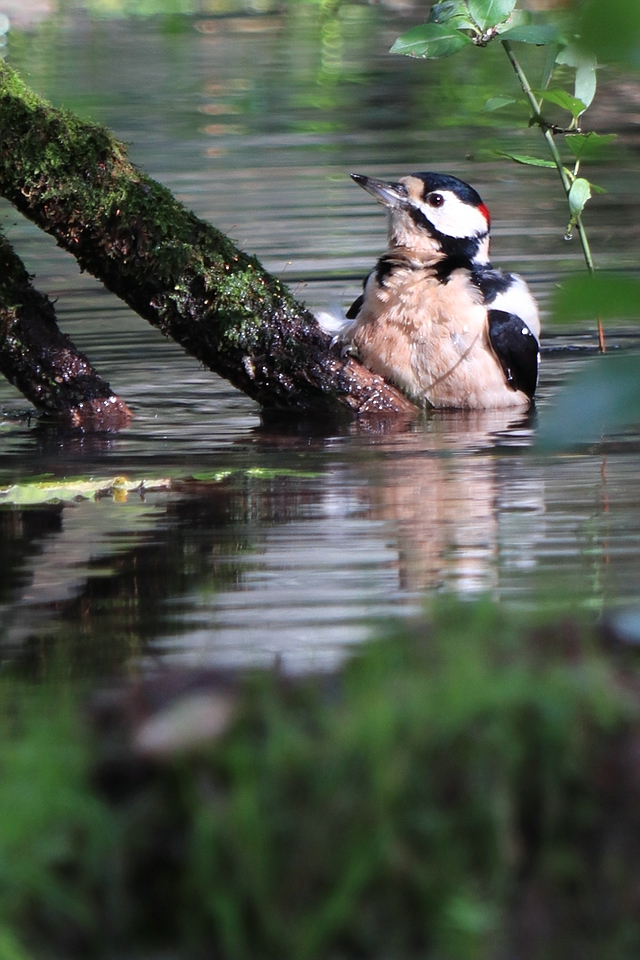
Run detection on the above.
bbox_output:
[501,39,594,274]
[573,204,595,274]
[501,39,603,350]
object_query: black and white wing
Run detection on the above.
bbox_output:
[488,309,539,400]
[346,293,364,320]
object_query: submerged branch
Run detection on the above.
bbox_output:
[0,62,415,419]
[0,231,131,428]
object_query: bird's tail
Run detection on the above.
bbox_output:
[315,304,355,339]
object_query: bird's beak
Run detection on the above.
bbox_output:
[350,174,408,209]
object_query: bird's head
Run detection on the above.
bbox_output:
[351,171,491,266]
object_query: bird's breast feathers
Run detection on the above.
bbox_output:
[351,265,538,409]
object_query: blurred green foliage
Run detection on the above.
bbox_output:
[538,354,640,449]
[2,601,640,959]
[552,274,640,324]
[184,602,630,960]
[579,0,640,65]
[0,686,118,960]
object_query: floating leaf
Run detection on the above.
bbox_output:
[568,177,592,219]
[245,467,321,479]
[565,132,617,161]
[188,467,321,482]
[535,88,587,118]
[483,96,517,111]
[499,24,560,45]
[467,0,516,31]
[390,22,473,58]
[0,476,172,505]
[550,273,640,323]
[189,470,235,482]
[556,44,598,110]
[537,355,640,449]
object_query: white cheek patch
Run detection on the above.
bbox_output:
[416,190,489,239]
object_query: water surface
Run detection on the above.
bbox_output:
[2,5,640,676]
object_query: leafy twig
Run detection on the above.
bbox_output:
[501,39,603,349]
[500,39,595,275]
[390,0,612,350]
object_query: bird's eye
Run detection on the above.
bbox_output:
[427,193,444,208]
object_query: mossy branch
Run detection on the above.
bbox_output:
[0,230,131,428]
[0,62,415,419]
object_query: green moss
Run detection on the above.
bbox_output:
[0,59,303,320]
[0,61,41,111]
[0,60,345,411]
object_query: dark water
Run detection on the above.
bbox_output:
[1,4,640,676]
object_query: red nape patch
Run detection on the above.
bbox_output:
[478,203,491,227]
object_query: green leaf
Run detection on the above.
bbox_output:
[473,148,505,161]
[390,23,471,60]
[390,22,473,58]
[565,132,617,161]
[494,150,557,168]
[467,0,516,31]
[568,177,592,218]
[496,9,530,30]
[483,96,517,112]
[427,1,466,23]
[575,62,597,110]
[540,42,561,89]
[499,24,560,45]
[537,355,640,449]
[550,273,640,323]
[535,88,587,118]
[556,43,597,110]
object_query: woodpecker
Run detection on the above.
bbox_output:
[318,172,540,409]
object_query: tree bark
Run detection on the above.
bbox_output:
[0,62,415,418]
[0,230,131,428]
